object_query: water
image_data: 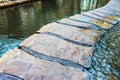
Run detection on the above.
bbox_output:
[91,23,120,80]
[0,0,109,56]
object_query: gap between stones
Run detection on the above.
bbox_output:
[56,21,100,30]
[19,46,90,72]
[36,32,93,47]
[67,18,107,30]
[90,12,119,21]
[81,14,115,25]
[95,10,120,17]
[0,72,23,80]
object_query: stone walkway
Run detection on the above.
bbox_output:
[0,0,120,80]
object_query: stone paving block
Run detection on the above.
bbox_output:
[82,12,118,24]
[69,14,113,29]
[0,49,19,68]
[19,22,106,68]
[90,11,120,21]
[94,8,120,17]
[2,60,31,76]
[57,18,101,30]
[19,33,93,68]
[0,48,90,80]
[102,0,120,16]
[37,22,105,45]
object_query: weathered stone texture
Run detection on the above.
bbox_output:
[0,48,89,80]
[69,14,114,29]
[82,12,118,24]
[38,22,104,44]
[89,11,120,21]
[1,0,120,80]
[19,33,93,68]
[18,22,106,68]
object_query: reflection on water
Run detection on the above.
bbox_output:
[0,0,109,55]
[91,23,120,80]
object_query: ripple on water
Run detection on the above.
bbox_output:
[91,23,120,80]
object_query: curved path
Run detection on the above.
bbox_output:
[0,0,120,80]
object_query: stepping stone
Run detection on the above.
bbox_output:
[89,11,120,21]
[81,12,118,24]
[19,22,105,68]
[0,48,90,80]
[19,33,93,68]
[37,22,105,45]
[94,8,120,17]
[69,14,113,29]
[57,18,101,30]
[2,60,31,76]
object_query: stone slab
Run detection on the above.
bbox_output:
[19,33,93,68]
[0,48,90,80]
[81,12,118,24]
[102,0,120,16]
[57,18,101,30]
[38,22,105,45]
[69,14,113,29]
[94,8,120,17]
[19,22,105,68]
[90,11,120,21]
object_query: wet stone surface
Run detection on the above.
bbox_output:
[91,23,120,80]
